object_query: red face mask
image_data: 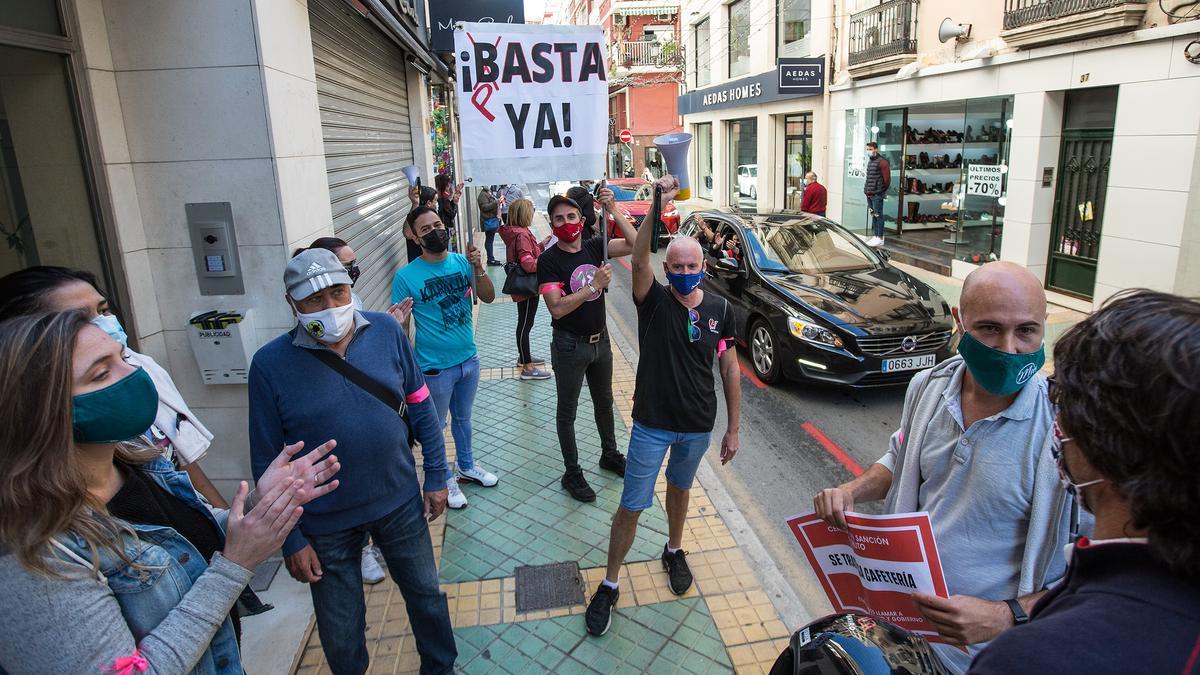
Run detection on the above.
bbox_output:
[552,221,584,242]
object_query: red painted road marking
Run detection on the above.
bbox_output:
[802,422,864,477]
[616,258,632,270]
[736,357,768,390]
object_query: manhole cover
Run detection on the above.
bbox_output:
[514,561,585,612]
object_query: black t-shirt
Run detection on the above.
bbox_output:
[536,236,608,336]
[632,280,735,433]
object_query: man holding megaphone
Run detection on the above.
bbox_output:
[584,175,741,638]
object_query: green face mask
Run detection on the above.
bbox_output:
[71,367,159,444]
[957,331,1045,396]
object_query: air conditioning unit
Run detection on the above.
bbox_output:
[657,12,674,21]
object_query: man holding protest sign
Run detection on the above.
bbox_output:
[584,176,741,637]
[537,190,637,502]
[812,262,1080,673]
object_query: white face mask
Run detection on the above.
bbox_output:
[296,302,355,344]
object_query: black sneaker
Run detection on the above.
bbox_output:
[585,583,619,636]
[661,545,693,595]
[599,453,626,477]
[487,260,503,266]
[561,471,596,502]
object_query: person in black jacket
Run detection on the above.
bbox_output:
[435,174,463,236]
[863,142,890,248]
[968,289,1200,675]
[405,185,438,263]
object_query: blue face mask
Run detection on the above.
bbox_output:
[666,270,704,296]
[957,330,1045,396]
[91,314,128,348]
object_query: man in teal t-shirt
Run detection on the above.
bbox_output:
[392,206,499,509]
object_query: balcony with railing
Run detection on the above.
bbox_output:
[847,0,919,78]
[1001,0,1147,49]
[611,40,685,70]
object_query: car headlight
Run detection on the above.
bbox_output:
[788,317,844,348]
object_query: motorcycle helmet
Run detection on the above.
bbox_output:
[769,613,949,675]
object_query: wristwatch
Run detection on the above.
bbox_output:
[1004,598,1029,625]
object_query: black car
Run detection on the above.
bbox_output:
[680,209,956,387]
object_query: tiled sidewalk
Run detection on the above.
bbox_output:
[295,264,792,675]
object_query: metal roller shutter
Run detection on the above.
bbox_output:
[310,0,415,310]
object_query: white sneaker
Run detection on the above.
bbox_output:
[866,236,884,248]
[458,463,499,487]
[447,476,468,509]
[361,545,385,584]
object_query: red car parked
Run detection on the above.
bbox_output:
[603,178,680,241]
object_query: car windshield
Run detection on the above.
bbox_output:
[610,183,651,201]
[745,219,877,275]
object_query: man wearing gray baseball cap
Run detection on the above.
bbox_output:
[249,247,457,673]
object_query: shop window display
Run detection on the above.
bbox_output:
[849,96,1012,263]
[783,113,813,210]
[696,123,714,199]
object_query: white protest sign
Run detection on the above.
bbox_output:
[966,164,1003,197]
[454,23,608,184]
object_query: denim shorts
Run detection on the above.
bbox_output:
[620,421,712,512]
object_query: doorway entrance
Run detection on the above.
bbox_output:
[1046,87,1118,299]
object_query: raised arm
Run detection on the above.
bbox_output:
[630,176,681,303]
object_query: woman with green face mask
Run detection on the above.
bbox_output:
[0,265,229,510]
[0,311,343,674]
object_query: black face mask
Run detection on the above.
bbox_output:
[420,228,450,253]
[344,262,361,285]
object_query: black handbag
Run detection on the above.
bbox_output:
[303,348,417,448]
[502,262,538,296]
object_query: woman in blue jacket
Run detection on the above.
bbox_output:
[0,311,341,674]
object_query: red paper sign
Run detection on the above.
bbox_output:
[787,511,951,642]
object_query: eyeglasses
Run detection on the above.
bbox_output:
[686,308,701,343]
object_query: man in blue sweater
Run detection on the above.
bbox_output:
[249,248,455,674]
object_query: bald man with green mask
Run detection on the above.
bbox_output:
[812,262,1083,673]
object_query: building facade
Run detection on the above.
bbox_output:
[679,0,828,212]
[679,0,1200,308]
[561,0,687,178]
[0,0,450,498]
[828,0,1200,307]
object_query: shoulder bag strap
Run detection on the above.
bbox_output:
[303,348,407,418]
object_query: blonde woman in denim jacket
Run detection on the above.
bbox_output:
[0,311,341,674]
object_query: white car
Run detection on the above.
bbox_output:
[737,164,758,199]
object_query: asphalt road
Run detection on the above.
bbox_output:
[602,250,907,618]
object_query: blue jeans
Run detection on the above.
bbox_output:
[868,193,886,237]
[621,422,712,511]
[425,354,480,477]
[306,497,456,675]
